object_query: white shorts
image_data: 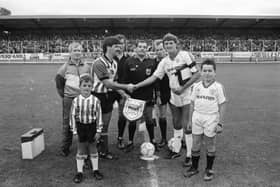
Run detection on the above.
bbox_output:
[170,90,191,107]
[192,111,219,137]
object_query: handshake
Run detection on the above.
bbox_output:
[126,83,138,93]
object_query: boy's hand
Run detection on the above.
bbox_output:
[215,123,223,134]
[95,132,101,141]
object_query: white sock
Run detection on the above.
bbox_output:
[90,153,99,171]
[173,129,183,153]
[174,129,183,139]
[76,157,84,173]
[185,134,192,158]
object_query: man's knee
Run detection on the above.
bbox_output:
[192,135,202,151]
[206,143,216,155]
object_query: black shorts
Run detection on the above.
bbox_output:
[77,122,97,143]
[160,93,170,105]
[92,91,119,113]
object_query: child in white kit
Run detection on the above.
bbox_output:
[184,59,227,181]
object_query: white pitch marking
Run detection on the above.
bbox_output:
[141,123,159,187]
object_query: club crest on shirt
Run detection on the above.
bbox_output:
[146,68,151,76]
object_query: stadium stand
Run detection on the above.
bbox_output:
[1,15,280,62]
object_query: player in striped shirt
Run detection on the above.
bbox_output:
[184,59,227,181]
[91,36,133,160]
[70,75,104,183]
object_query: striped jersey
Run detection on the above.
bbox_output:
[70,94,103,133]
[190,81,227,114]
[91,55,118,93]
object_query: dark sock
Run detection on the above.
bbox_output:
[118,116,126,138]
[128,122,136,142]
[159,118,167,140]
[146,122,155,142]
[191,155,200,170]
[191,150,200,170]
[99,135,108,153]
[206,155,215,170]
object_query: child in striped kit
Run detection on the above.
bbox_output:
[70,74,104,183]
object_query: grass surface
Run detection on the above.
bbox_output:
[0,63,279,187]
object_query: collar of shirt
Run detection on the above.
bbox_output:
[116,53,124,60]
[80,94,92,100]
[103,54,114,64]
[135,54,148,62]
[68,58,84,66]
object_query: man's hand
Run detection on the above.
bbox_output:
[95,132,101,141]
[215,123,223,134]
[126,83,137,93]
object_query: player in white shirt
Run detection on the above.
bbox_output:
[134,33,200,162]
[184,59,227,181]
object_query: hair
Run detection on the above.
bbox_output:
[79,74,93,86]
[201,58,216,71]
[68,42,82,52]
[102,36,121,53]
[136,39,147,47]
[154,39,163,48]
[115,34,126,42]
[162,33,179,44]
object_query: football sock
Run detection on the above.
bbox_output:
[128,121,136,142]
[90,153,99,171]
[118,115,127,138]
[159,118,167,140]
[76,155,85,173]
[174,128,183,140]
[185,134,193,158]
[146,122,155,142]
[191,150,200,170]
[99,135,108,153]
[206,154,215,170]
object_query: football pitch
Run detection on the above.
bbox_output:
[0,63,279,187]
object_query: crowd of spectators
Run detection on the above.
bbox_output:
[1,29,280,53]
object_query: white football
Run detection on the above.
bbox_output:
[140,142,155,157]
[168,137,182,153]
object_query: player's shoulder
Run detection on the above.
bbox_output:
[178,50,192,57]
[213,81,224,88]
[193,80,203,88]
[159,55,169,64]
[90,94,101,103]
[92,57,107,68]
